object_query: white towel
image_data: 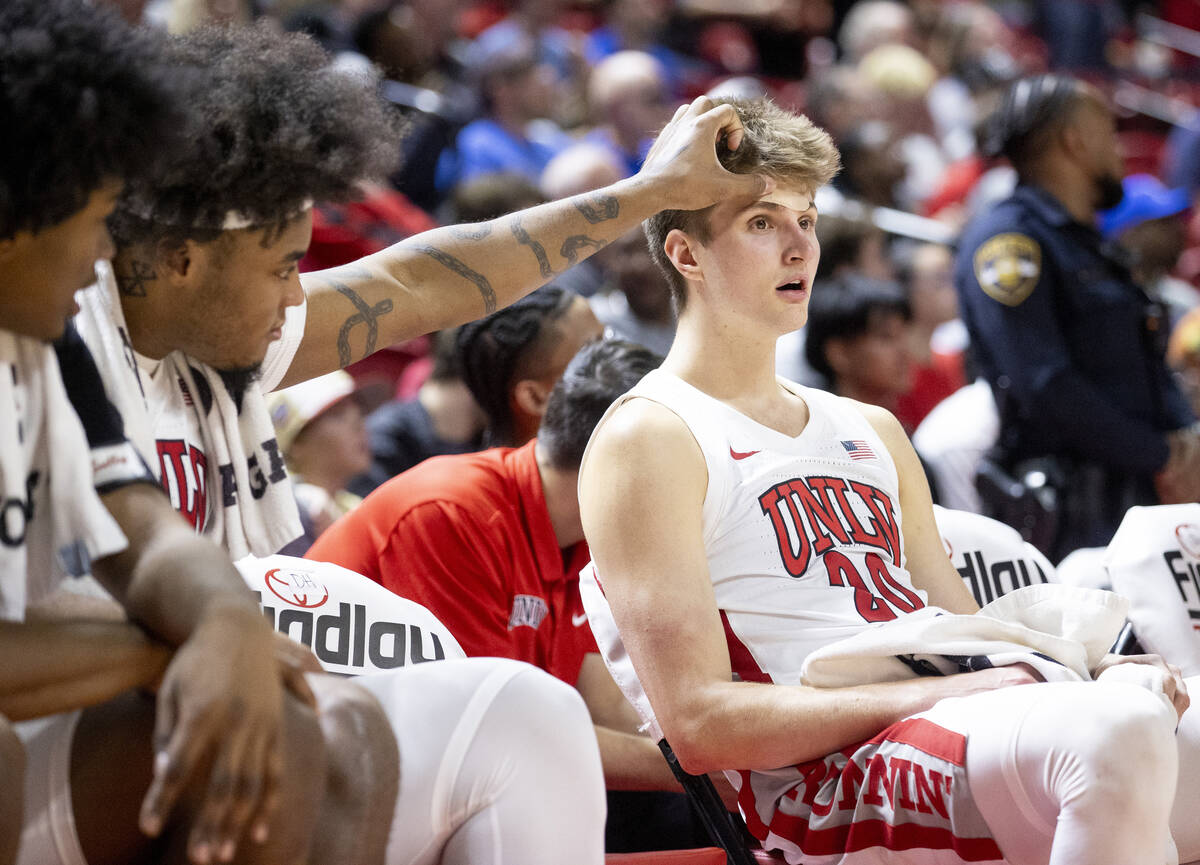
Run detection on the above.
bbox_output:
[800,584,1130,687]
[0,329,126,619]
[76,263,302,560]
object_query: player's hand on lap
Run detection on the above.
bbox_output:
[139,602,287,864]
[272,631,321,710]
[639,96,773,211]
[1093,653,1190,721]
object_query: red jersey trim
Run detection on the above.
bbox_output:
[720,610,773,684]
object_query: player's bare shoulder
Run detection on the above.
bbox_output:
[843,397,908,449]
[580,395,708,502]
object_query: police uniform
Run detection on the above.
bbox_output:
[954,183,1196,557]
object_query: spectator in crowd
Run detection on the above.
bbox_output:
[955,74,1200,560]
[1169,307,1200,419]
[586,50,673,177]
[584,0,704,93]
[447,171,547,224]
[895,241,967,431]
[804,273,915,419]
[833,120,908,209]
[435,30,570,194]
[0,3,397,863]
[306,338,717,854]
[836,0,915,62]
[1099,173,1198,325]
[266,370,378,543]
[350,328,486,496]
[590,229,677,356]
[456,286,605,447]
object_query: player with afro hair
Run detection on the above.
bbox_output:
[108,22,399,252]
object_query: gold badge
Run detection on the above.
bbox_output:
[973,233,1042,306]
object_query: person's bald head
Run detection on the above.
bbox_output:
[588,51,670,152]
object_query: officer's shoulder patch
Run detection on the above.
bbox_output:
[972,232,1042,307]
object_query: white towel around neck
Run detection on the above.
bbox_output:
[76,262,302,560]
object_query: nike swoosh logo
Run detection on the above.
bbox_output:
[572,612,588,627]
[729,447,761,461]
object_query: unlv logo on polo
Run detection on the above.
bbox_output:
[265,567,330,609]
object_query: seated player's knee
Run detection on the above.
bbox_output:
[1067,683,1177,810]
[310,675,399,802]
[306,675,399,859]
[485,662,598,759]
[0,715,24,865]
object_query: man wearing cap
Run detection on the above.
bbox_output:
[267,372,377,545]
[954,74,1200,560]
[1100,173,1198,325]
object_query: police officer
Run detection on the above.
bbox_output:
[954,74,1200,560]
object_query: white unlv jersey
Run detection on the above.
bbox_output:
[600,369,929,684]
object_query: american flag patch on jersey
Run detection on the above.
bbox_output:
[841,439,876,461]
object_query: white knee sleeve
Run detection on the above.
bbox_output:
[955,681,1177,865]
[354,658,605,865]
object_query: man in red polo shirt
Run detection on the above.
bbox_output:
[308,339,719,852]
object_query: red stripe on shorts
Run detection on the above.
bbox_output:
[767,810,1003,860]
[719,610,773,684]
[868,718,968,766]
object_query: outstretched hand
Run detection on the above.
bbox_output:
[639,96,773,212]
[139,603,287,864]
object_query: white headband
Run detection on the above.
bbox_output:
[220,199,314,230]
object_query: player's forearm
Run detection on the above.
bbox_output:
[594,724,683,791]
[0,620,170,721]
[287,175,663,384]
[664,669,1031,775]
[95,483,261,647]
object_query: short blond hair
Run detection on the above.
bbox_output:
[643,97,840,309]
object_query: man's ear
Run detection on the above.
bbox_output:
[512,377,552,419]
[663,228,703,283]
[157,238,193,281]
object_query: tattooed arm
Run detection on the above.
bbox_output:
[278,97,771,387]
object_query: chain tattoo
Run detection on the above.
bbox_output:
[573,191,620,224]
[510,215,554,279]
[328,275,394,366]
[560,234,607,266]
[413,245,498,314]
[116,260,157,297]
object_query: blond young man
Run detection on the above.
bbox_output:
[579,97,1200,865]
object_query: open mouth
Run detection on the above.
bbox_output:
[776,281,807,293]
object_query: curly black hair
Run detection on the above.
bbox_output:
[110,22,401,248]
[0,0,180,240]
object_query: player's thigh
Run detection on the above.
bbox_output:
[353,657,603,865]
[0,714,24,865]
